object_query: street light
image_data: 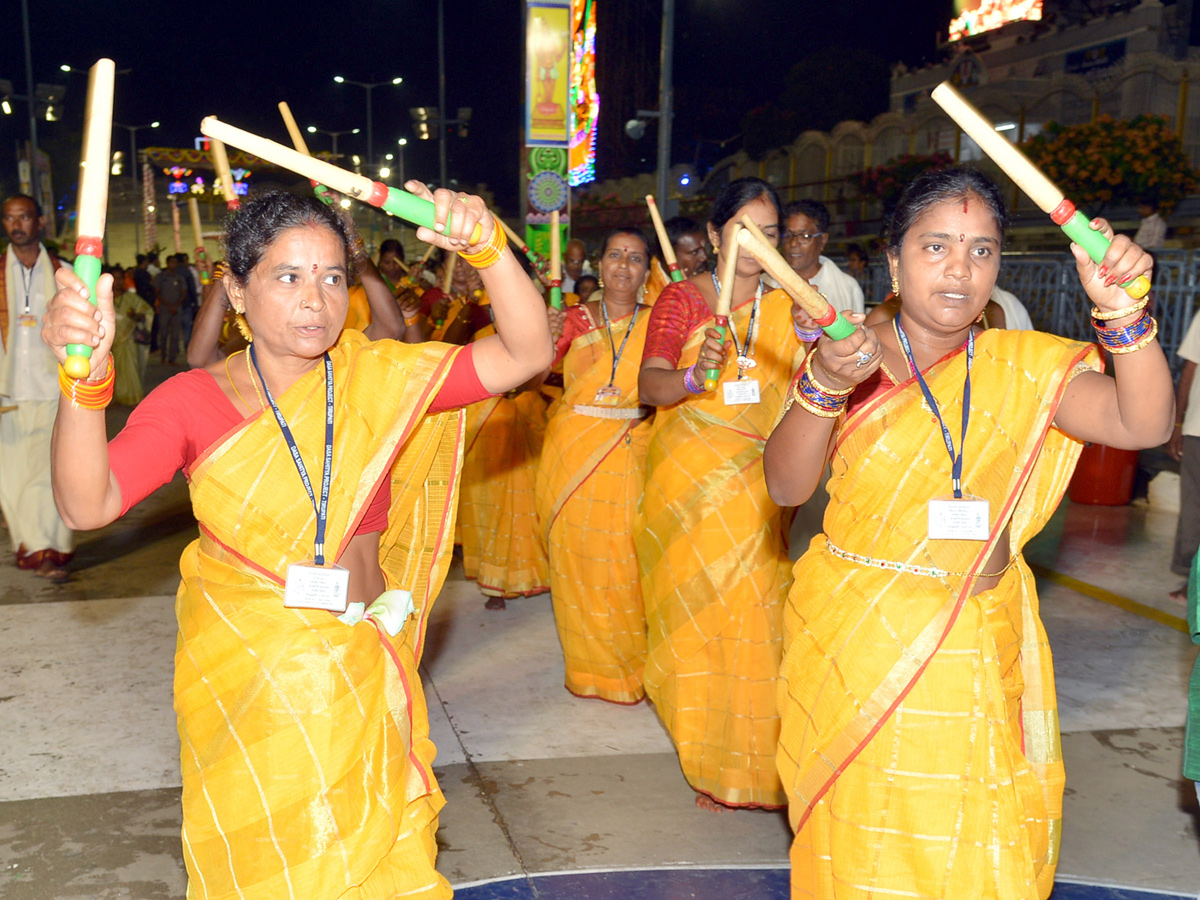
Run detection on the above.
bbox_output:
[305,125,360,160]
[115,121,159,253]
[333,75,403,175]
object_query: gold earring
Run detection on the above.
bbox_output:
[234,313,254,343]
[891,276,900,296]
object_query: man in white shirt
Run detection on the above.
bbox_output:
[0,195,73,581]
[1168,311,1200,600]
[780,200,864,315]
[1133,201,1167,250]
[561,239,594,294]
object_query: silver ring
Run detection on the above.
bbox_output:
[854,349,874,368]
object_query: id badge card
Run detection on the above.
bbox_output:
[284,561,350,613]
[18,314,37,328]
[928,496,990,541]
[593,385,622,406]
[723,379,761,406]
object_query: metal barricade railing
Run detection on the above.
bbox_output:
[858,252,1199,378]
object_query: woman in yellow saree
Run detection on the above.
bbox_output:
[536,227,654,703]
[44,189,552,899]
[638,178,808,809]
[765,168,1172,898]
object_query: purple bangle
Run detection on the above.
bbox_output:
[794,323,824,342]
[683,365,705,394]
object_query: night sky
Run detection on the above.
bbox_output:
[0,0,951,215]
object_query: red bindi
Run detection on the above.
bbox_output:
[963,198,969,213]
[311,263,319,273]
[959,233,965,243]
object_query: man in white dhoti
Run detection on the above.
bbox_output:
[0,195,73,582]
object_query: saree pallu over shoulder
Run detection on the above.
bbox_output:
[536,311,652,702]
[635,289,802,807]
[778,329,1100,899]
[178,332,464,900]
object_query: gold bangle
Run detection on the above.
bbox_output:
[805,353,854,396]
[404,315,420,327]
[459,221,508,269]
[1107,316,1159,354]
[1091,297,1149,321]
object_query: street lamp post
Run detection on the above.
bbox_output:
[306,125,360,161]
[657,0,675,218]
[115,121,159,253]
[333,75,402,173]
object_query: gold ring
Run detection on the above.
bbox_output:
[456,196,470,205]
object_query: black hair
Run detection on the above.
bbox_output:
[575,274,599,290]
[846,243,867,262]
[378,238,405,263]
[136,253,147,265]
[708,177,783,231]
[783,199,830,234]
[3,193,42,217]
[664,215,702,248]
[886,167,1008,254]
[600,225,650,258]
[223,191,354,285]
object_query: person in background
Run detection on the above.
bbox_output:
[574,274,599,302]
[153,254,190,366]
[1168,309,1200,601]
[1134,199,1167,250]
[108,264,155,405]
[780,199,863,315]
[562,238,593,293]
[664,215,709,278]
[0,194,73,582]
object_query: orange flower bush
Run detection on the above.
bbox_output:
[1023,115,1197,209]
[860,152,955,212]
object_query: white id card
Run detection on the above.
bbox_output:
[723,379,761,405]
[928,497,990,541]
[284,561,350,613]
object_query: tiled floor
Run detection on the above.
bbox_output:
[1,378,1198,898]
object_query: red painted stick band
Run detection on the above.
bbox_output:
[1049,198,1076,226]
[75,236,103,257]
[667,262,680,273]
[227,198,242,211]
[814,306,838,327]
[550,279,562,288]
[367,181,389,208]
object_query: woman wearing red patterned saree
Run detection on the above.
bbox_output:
[766,168,1172,899]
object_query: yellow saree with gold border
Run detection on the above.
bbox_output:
[777,329,1099,899]
[176,332,463,900]
[458,323,550,597]
[535,305,652,703]
[634,288,802,807]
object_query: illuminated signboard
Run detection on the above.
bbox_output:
[568,0,598,186]
[948,0,1041,42]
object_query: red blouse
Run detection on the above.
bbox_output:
[109,345,490,528]
[552,304,597,366]
[641,280,714,367]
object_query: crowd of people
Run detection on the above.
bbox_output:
[17,165,1181,899]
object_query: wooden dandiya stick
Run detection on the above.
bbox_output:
[705,224,742,392]
[646,194,684,282]
[209,128,241,211]
[187,196,210,285]
[736,216,856,340]
[171,200,183,254]
[278,101,334,206]
[65,58,116,379]
[548,209,563,310]
[421,244,437,264]
[201,117,484,244]
[498,217,549,277]
[931,81,1150,299]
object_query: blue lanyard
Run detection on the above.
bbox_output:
[894,316,973,499]
[251,346,335,565]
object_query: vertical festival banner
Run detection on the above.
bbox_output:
[526,1,571,147]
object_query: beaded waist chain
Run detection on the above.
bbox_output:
[825,538,1015,579]
[573,404,652,420]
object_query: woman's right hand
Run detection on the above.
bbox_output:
[812,313,881,389]
[688,326,730,386]
[42,265,117,378]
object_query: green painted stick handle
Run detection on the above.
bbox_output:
[1058,211,1151,299]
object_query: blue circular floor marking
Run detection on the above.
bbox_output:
[453,869,1195,900]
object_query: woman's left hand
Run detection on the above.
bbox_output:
[1070,217,1153,314]
[406,182,493,254]
[791,300,820,333]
